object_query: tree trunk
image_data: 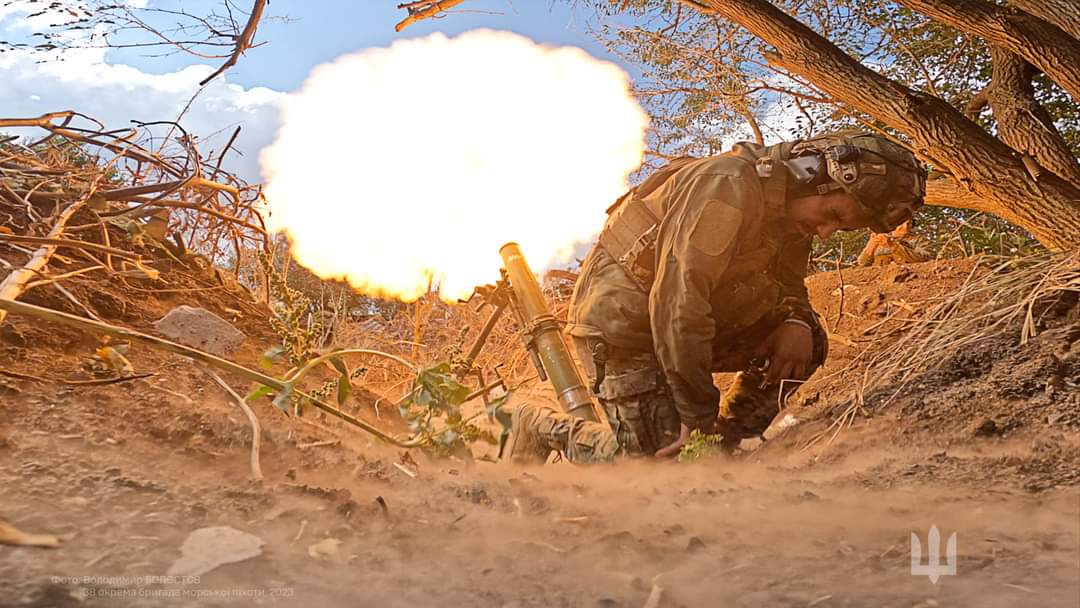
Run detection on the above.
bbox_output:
[986,46,1080,187]
[1006,0,1080,40]
[689,0,1080,249]
[925,177,994,212]
[894,0,1080,103]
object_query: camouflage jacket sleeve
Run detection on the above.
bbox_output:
[774,235,815,321]
[648,163,756,431]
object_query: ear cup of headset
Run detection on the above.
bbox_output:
[783,154,829,186]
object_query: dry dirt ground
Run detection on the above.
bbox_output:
[1,258,1078,607]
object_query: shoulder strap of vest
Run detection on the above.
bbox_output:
[758,142,795,215]
[604,156,698,215]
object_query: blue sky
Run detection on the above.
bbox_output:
[108,1,629,93]
[0,1,635,181]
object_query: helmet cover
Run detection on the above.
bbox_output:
[789,131,927,233]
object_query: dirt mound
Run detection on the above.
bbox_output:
[757,258,1080,492]
[1,255,1078,607]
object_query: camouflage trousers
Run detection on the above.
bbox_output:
[540,309,828,462]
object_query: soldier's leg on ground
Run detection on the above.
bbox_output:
[504,339,680,464]
[714,312,829,451]
[505,402,618,465]
[573,337,680,456]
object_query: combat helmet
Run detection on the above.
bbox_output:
[784,131,927,233]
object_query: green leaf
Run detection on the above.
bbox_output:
[326,354,352,406]
[327,354,348,376]
[336,376,351,405]
[415,362,471,409]
[272,383,294,413]
[245,385,274,402]
[260,346,287,371]
[677,429,724,463]
[438,429,459,445]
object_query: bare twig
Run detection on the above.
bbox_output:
[61,373,157,386]
[200,366,264,481]
[0,520,60,548]
[0,297,427,447]
[52,283,103,322]
[831,242,845,332]
[296,439,339,450]
[0,195,89,325]
[395,0,465,32]
[0,234,145,262]
[199,0,268,86]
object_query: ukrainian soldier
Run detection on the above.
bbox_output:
[505,131,927,464]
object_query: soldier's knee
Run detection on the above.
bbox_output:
[569,426,620,463]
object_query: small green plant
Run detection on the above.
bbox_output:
[399,362,498,457]
[259,250,322,368]
[678,429,725,462]
[255,251,500,455]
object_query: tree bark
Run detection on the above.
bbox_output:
[986,46,1080,187]
[894,0,1080,103]
[1006,0,1080,40]
[925,176,994,213]
[963,89,989,122]
[688,0,1080,249]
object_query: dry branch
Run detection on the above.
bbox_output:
[685,0,1080,248]
[0,197,88,325]
[0,235,146,262]
[1,110,269,301]
[396,0,465,32]
[895,0,1080,102]
[201,366,264,481]
[0,297,427,448]
[0,113,178,177]
[199,0,269,86]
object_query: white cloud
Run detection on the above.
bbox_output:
[0,5,284,183]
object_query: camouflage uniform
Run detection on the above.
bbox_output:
[507,133,923,464]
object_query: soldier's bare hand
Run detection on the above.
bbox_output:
[655,423,691,458]
[754,322,813,385]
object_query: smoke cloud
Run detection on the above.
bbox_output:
[261,29,647,302]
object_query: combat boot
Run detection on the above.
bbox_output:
[504,403,619,465]
[504,403,559,465]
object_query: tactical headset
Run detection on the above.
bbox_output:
[782,135,927,233]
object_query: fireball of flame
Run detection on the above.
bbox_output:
[260,29,648,302]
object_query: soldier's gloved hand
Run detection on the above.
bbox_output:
[754,321,813,386]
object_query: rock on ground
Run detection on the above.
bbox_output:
[167,526,264,577]
[153,305,245,356]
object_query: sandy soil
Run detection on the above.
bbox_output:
[1,258,1077,607]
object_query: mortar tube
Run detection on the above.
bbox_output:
[499,242,603,424]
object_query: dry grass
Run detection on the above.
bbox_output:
[330,272,577,403]
[804,251,1079,450]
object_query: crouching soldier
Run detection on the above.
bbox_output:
[505,131,926,463]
